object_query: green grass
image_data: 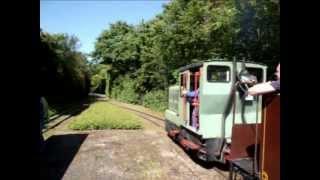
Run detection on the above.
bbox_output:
[48,107,57,118]
[68,102,143,130]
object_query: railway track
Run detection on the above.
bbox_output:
[108,101,230,180]
[42,107,85,133]
[108,101,165,128]
[42,97,99,133]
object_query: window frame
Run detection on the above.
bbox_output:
[206,65,231,83]
[246,67,264,83]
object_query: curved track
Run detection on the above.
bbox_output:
[109,102,165,128]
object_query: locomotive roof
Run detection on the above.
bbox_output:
[178,59,267,72]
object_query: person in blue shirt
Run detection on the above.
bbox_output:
[182,88,199,129]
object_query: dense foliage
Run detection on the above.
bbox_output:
[91,0,279,111]
[40,30,91,112]
[40,0,279,112]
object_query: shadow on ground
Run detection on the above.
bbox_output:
[40,133,88,180]
[43,96,104,131]
[46,95,104,120]
[188,152,230,171]
[52,96,101,116]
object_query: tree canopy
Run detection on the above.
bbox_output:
[40,30,91,103]
[91,0,279,110]
[41,0,279,111]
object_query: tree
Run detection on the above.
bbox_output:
[91,0,279,108]
[40,30,91,103]
[232,0,280,67]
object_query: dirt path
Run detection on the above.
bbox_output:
[41,99,229,180]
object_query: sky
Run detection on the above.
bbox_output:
[40,0,170,55]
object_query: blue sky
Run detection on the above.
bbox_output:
[40,0,169,55]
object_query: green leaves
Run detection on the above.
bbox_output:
[232,0,279,63]
[40,30,91,102]
[90,0,279,110]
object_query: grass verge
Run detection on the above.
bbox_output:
[69,101,143,130]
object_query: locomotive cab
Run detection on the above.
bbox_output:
[165,59,267,163]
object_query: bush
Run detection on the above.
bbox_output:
[142,90,168,112]
[69,102,142,130]
[40,31,91,101]
[111,75,140,104]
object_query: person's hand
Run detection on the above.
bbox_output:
[182,89,188,95]
[240,76,257,85]
[240,78,251,84]
[247,79,257,85]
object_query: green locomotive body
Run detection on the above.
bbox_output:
[165,59,267,162]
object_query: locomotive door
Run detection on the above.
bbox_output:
[180,71,190,124]
[187,70,200,130]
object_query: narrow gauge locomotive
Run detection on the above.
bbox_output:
[165,58,266,161]
[165,59,279,180]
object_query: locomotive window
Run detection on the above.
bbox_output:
[180,73,187,96]
[247,68,263,83]
[207,66,230,82]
